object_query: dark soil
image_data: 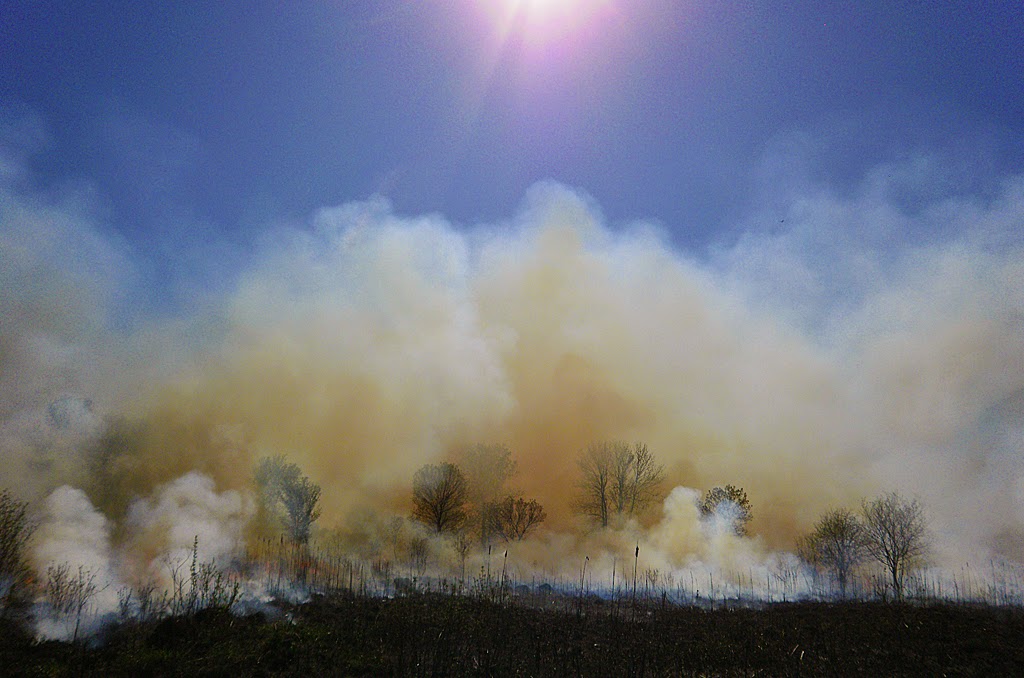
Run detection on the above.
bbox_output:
[2,595,1022,676]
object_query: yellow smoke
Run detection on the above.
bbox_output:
[4,179,1024,569]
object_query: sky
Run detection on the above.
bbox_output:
[3,0,1024,597]
[4,1,1023,296]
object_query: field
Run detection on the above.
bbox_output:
[3,590,1023,676]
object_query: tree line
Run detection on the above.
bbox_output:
[411,444,547,544]
[411,441,755,539]
[411,441,929,599]
[0,442,931,617]
[798,491,928,599]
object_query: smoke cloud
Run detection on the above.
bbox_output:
[2,136,1024,587]
[31,486,120,638]
[124,471,253,576]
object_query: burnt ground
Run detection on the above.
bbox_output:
[2,594,1023,676]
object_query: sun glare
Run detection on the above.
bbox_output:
[520,0,575,18]
[493,0,613,45]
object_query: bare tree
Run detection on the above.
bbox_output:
[0,488,35,615]
[409,536,429,577]
[576,443,613,527]
[255,456,322,546]
[798,508,867,598]
[627,444,664,515]
[460,444,517,545]
[385,516,405,562]
[281,475,322,546]
[861,492,928,600]
[610,444,635,517]
[576,442,664,527]
[412,463,468,533]
[697,485,753,536]
[494,496,547,541]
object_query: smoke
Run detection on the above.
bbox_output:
[28,474,252,639]
[124,472,253,577]
[2,128,1024,592]
[33,486,118,593]
[31,486,120,639]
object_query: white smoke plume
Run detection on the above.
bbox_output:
[124,471,253,581]
[28,474,253,638]
[31,486,120,639]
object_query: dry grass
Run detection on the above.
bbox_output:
[3,588,1023,676]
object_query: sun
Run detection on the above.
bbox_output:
[461,0,619,106]
[517,0,578,19]
[491,0,614,46]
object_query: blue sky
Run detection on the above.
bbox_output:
[4,1,1022,259]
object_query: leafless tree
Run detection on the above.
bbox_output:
[577,443,613,527]
[494,496,547,541]
[798,507,867,598]
[460,443,517,545]
[861,492,928,600]
[627,444,664,515]
[0,488,35,615]
[412,463,468,533]
[697,485,753,536]
[409,536,429,577]
[281,475,322,546]
[385,516,405,562]
[255,456,322,546]
[576,441,664,528]
[610,445,635,517]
